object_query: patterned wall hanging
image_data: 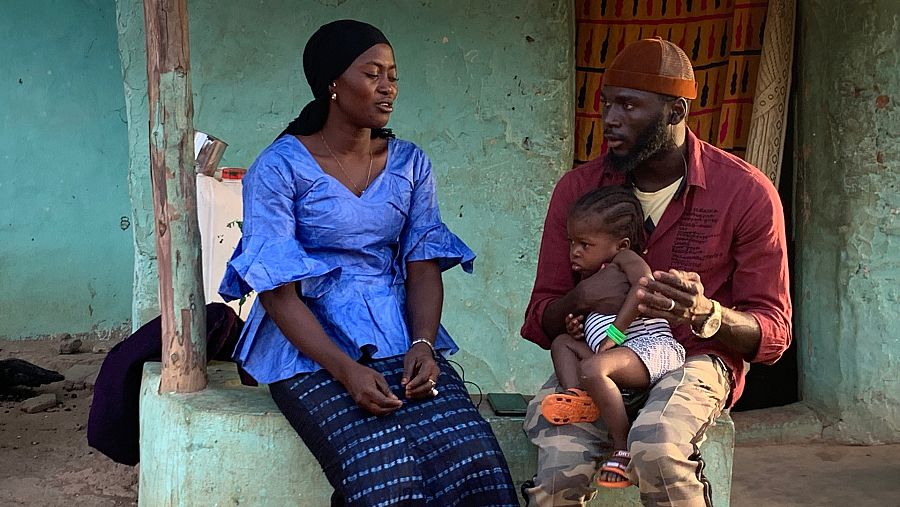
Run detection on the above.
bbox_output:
[744,0,794,187]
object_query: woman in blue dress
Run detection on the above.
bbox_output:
[219,20,518,506]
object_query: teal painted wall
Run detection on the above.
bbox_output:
[117,0,574,393]
[795,0,900,443]
[0,0,132,339]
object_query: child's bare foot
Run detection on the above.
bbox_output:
[596,450,632,488]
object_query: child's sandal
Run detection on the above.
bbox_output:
[596,450,633,489]
[540,388,600,425]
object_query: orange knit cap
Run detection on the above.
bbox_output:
[604,37,697,99]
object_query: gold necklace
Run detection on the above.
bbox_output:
[320,132,373,196]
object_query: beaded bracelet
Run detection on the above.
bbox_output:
[410,338,437,357]
[605,325,628,345]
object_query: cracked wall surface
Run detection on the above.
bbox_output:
[0,0,132,339]
[117,0,575,393]
[795,0,900,443]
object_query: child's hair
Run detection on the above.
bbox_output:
[569,185,646,253]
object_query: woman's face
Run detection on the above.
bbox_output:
[330,43,398,129]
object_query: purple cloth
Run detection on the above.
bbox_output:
[87,303,248,466]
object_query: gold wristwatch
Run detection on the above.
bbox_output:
[691,299,722,339]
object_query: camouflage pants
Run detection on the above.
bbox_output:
[522,355,731,507]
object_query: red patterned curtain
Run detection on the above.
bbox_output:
[574,0,769,163]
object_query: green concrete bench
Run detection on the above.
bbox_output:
[139,362,733,506]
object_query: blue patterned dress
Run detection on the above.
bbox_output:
[219,135,517,506]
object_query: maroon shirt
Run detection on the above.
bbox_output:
[521,130,792,404]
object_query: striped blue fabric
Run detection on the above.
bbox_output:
[584,313,672,351]
[583,312,685,384]
[269,354,518,506]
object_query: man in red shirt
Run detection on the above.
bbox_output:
[521,39,792,506]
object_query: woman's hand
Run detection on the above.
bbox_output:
[402,342,441,400]
[338,363,403,416]
[260,284,403,415]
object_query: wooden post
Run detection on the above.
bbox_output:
[144,0,207,393]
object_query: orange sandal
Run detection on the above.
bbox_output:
[596,450,633,489]
[540,388,600,425]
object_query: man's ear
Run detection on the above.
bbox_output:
[669,97,689,125]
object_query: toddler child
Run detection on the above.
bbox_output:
[540,185,685,489]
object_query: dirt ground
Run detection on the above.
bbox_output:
[0,339,136,506]
[1,338,898,506]
[732,444,900,507]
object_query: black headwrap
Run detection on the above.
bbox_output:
[279,20,394,139]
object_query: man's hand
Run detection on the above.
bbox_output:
[637,269,712,327]
[565,313,585,340]
[401,342,441,400]
[542,265,630,339]
[338,363,403,416]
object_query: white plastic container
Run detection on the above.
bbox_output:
[196,170,255,318]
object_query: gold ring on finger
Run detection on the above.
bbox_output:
[665,298,676,312]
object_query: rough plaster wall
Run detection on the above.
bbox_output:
[117,0,574,393]
[0,0,132,339]
[795,0,899,443]
[114,0,158,329]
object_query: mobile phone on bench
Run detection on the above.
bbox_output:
[486,392,528,416]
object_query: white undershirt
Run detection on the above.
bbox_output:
[633,177,683,226]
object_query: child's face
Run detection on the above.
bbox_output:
[567,216,627,277]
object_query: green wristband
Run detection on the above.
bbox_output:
[606,324,627,345]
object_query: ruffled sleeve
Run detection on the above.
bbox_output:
[398,149,475,278]
[218,149,340,301]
